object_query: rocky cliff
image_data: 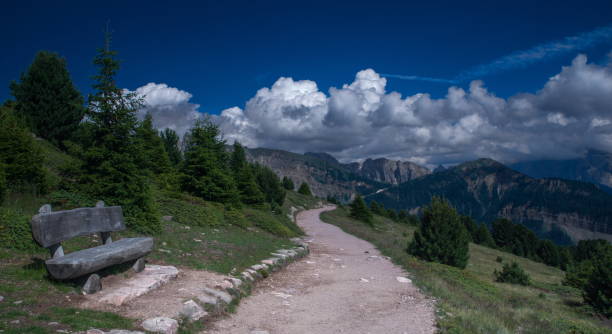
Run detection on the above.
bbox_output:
[346,158,430,185]
[245,148,385,201]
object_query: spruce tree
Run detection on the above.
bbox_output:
[474,223,495,248]
[537,240,560,267]
[583,254,612,317]
[181,119,239,205]
[230,142,265,205]
[80,32,159,234]
[10,51,85,147]
[298,182,312,196]
[461,215,479,242]
[408,197,470,269]
[160,128,182,166]
[253,164,285,206]
[0,163,6,204]
[0,104,47,194]
[282,176,295,191]
[349,194,372,224]
[134,113,171,175]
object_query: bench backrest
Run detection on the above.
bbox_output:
[30,203,125,248]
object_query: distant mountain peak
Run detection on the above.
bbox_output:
[457,158,505,170]
[304,152,340,165]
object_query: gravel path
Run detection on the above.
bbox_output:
[204,206,436,334]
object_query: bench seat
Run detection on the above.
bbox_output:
[46,237,154,280]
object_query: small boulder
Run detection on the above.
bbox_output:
[396,276,411,284]
[142,317,178,334]
[202,287,232,304]
[180,300,207,322]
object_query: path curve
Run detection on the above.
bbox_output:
[204,206,436,334]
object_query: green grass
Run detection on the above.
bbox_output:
[0,250,137,333]
[320,206,610,334]
[146,220,294,274]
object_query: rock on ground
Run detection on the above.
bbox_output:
[142,317,178,334]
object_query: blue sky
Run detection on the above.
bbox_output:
[3,0,612,164]
[3,0,612,113]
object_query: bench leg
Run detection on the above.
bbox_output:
[82,274,101,294]
[133,258,145,273]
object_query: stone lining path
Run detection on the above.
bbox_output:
[204,206,436,334]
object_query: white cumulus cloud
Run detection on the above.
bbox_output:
[134,54,612,166]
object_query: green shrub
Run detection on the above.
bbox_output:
[496,256,503,263]
[297,182,312,196]
[0,208,41,251]
[583,254,611,317]
[494,262,530,286]
[282,176,294,191]
[563,260,595,289]
[408,197,470,269]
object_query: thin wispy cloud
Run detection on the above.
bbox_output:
[381,74,457,84]
[385,23,612,84]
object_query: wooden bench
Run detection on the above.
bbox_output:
[30,201,154,294]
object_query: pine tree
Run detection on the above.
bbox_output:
[181,118,239,205]
[230,142,265,205]
[0,104,47,194]
[537,240,560,267]
[349,194,372,224]
[369,201,385,216]
[160,128,182,166]
[0,163,6,204]
[10,51,85,147]
[408,197,470,269]
[134,113,171,175]
[282,176,295,191]
[461,215,479,242]
[583,254,612,317]
[253,164,285,206]
[474,223,495,248]
[298,182,312,196]
[80,32,159,234]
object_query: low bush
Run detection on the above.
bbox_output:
[494,262,530,286]
[0,208,41,251]
[583,255,612,318]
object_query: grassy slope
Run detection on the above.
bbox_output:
[320,207,609,334]
[0,139,321,333]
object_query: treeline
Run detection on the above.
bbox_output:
[0,33,290,236]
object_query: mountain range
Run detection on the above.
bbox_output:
[245,147,612,244]
[510,150,612,194]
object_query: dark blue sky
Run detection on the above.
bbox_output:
[3,0,612,113]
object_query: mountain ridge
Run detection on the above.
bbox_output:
[370,157,612,244]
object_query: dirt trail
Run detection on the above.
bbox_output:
[204,206,436,334]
